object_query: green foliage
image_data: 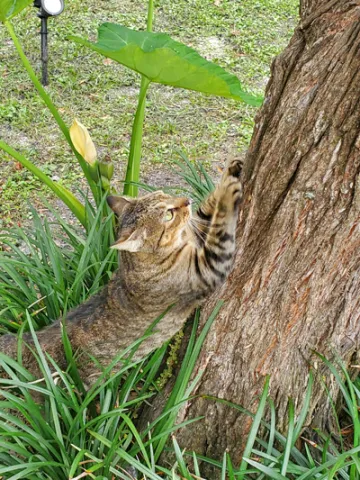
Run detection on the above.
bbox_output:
[0,0,32,21]
[0,0,263,206]
[171,151,216,207]
[151,304,223,462]
[0,195,116,333]
[0,140,87,227]
[0,0,298,223]
[71,15,262,198]
[1,20,100,222]
[0,308,217,479]
[2,3,355,479]
[71,23,262,107]
[200,359,360,480]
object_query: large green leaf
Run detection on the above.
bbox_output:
[0,0,32,21]
[71,23,263,107]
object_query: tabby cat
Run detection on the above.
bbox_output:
[0,159,243,385]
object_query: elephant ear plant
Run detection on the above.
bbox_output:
[0,0,262,216]
[71,20,262,197]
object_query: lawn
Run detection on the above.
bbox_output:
[0,0,298,226]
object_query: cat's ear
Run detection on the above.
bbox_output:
[111,228,147,252]
[107,195,133,216]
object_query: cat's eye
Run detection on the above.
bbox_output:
[164,209,174,222]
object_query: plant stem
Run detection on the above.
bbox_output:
[0,141,87,227]
[123,77,150,197]
[147,0,154,31]
[4,20,99,204]
[123,0,154,197]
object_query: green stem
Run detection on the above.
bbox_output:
[123,78,150,197]
[4,20,99,204]
[0,141,87,228]
[147,0,154,31]
[123,0,154,197]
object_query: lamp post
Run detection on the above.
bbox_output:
[33,0,65,86]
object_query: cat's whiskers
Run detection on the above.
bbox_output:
[189,218,224,243]
[190,216,225,229]
[190,217,225,235]
[190,216,210,226]
[191,217,227,230]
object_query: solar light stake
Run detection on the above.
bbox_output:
[40,13,49,85]
[33,0,65,86]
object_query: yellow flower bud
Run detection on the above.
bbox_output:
[70,119,97,166]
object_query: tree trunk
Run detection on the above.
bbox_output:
[170,0,360,468]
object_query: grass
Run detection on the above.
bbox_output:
[0,194,116,333]
[1,320,360,479]
[0,0,298,225]
[0,305,223,479]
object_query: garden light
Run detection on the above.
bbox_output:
[33,0,65,86]
[40,0,64,16]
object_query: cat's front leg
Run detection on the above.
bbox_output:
[192,158,243,291]
[217,157,243,211]
[193,158,243,245]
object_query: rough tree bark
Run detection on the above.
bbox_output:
[165,0,360,469]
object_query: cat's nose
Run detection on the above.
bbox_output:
[182,198,192,207]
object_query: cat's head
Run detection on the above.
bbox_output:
[107,191,192,253]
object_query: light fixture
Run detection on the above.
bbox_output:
[34,0,64,17]
[42,0,64,17]
[33,0,65,85]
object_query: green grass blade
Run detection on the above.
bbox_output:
[242,458,288,480]
[294,370,313,440]
[172,435,192,479]
[0,140,86,226]
[280,398,295,476]
[237,375,270,479]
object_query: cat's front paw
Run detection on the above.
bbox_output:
[220,158,243,207]
[227,158,243,179]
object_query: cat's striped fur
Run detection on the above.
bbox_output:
[0,159,243,385]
